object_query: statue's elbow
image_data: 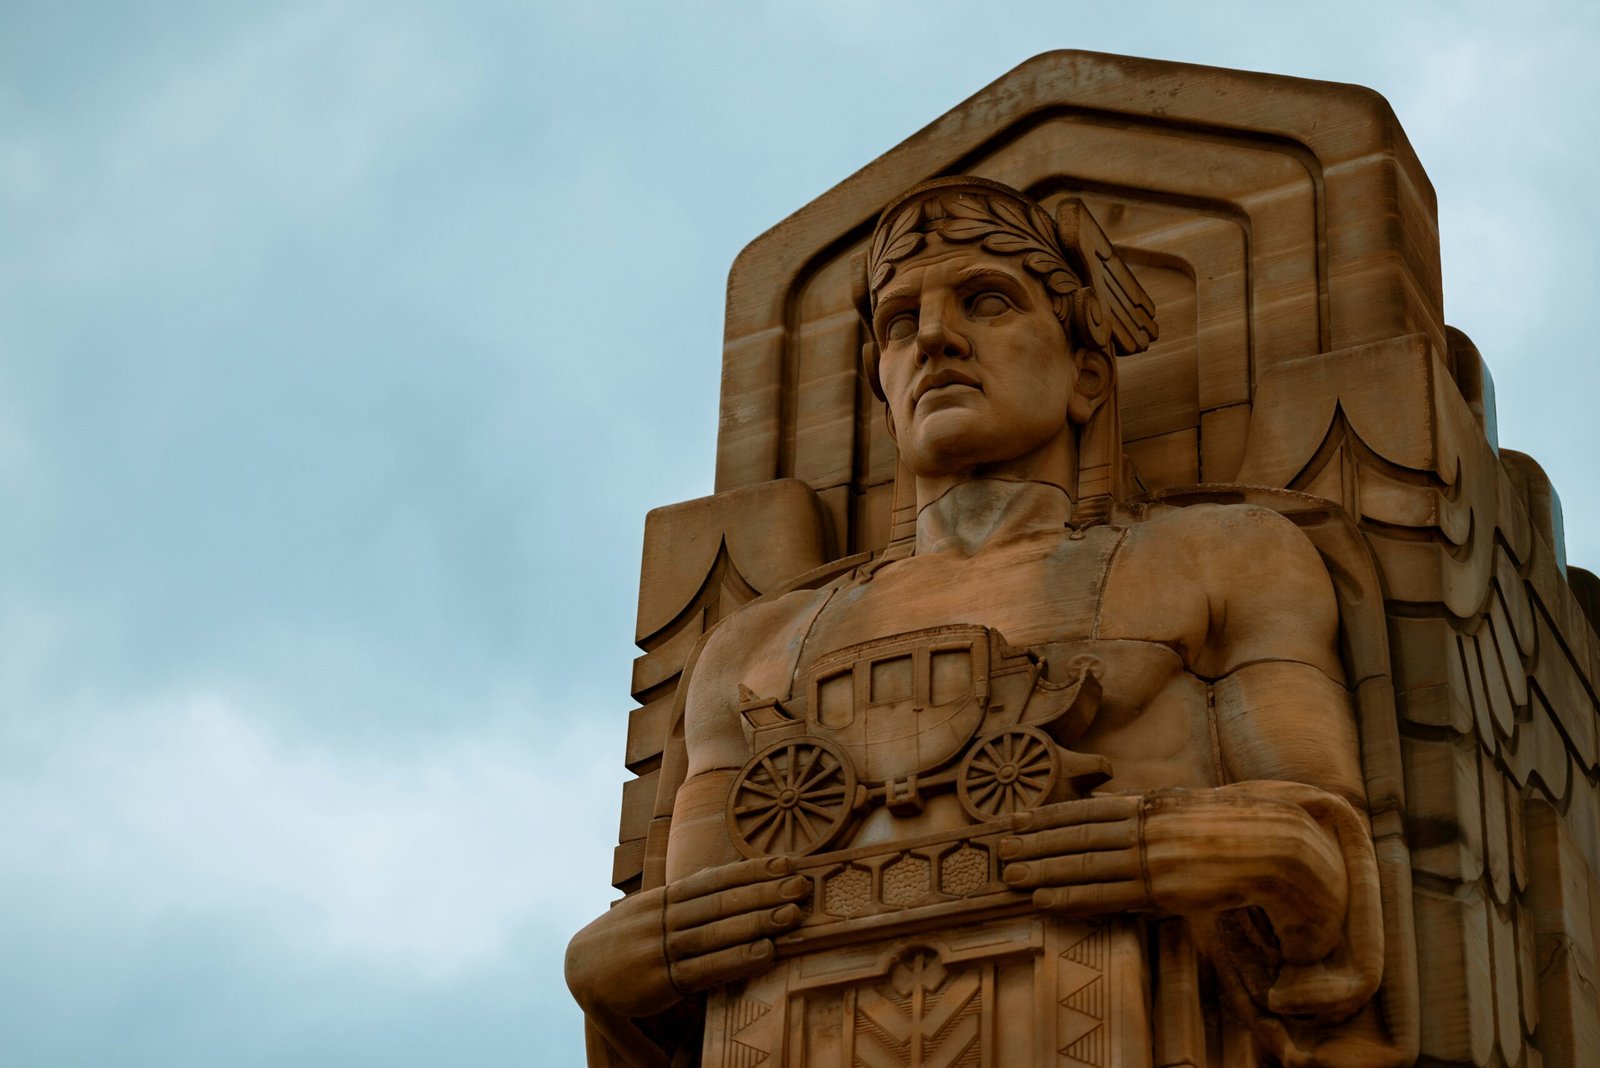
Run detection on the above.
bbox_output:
[564,924,603,1014]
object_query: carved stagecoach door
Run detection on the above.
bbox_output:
[701,917,1149,1068]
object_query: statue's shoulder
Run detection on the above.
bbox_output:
[686,555,868,714]
[706,550,871,657]
[1099,500,1334,645]
[1115,498,1322,573]
[702,584,835,664]
[682,565,860,775]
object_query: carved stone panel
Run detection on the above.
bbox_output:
[703,919,1145,1068]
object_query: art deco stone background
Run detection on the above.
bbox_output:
[582,52,1600,1067]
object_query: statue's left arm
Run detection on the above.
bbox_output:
[1002,505,1384,1019]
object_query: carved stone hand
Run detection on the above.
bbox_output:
[999,784,1351,964]
[662,855,811,991]
[566,856,810,1067]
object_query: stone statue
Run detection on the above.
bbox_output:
[573,52,1600,1068]
[569,177,1390,1066]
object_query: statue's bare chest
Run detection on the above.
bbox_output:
[789,528,1191,720]
[805,528,1120,653]
[724,527,1209,860]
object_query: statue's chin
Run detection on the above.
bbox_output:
[903,409,996,475]
[904,420,1069,484]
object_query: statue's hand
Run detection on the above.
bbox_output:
[663,855,810,992]
[999,786,1348,963]
[566,856,809,1024]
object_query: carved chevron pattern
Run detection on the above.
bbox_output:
[728,1040,768,1068]
[1057,927,1109,1067]
[853,952,982,1067]
[726,995,772,1068]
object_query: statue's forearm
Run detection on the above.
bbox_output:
[1144,785,1349,963]
[566,889,677,1068]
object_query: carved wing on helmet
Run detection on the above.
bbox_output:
[1054,197,1159,358]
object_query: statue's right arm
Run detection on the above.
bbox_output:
[566,598,817,1068]
[566,855,808,1067]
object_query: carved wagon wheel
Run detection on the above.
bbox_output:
[956,725,1060,821]
[726,737,857,858]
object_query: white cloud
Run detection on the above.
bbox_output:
[1,691,620,982]
[8,3,474,288]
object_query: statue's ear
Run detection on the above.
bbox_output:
[1068,348,1114,424]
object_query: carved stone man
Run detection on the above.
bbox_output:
[569,178,1391,1067]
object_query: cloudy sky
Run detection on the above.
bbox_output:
[2,2,1597,1065]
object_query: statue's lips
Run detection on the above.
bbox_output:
[912,369,983,406]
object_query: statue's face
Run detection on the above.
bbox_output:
[872,237,1078,479]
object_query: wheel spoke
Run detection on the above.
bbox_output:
[792,744,821,786]
[784,741,806,783]
[782,743,805,785]
[753,810,785,852]
[798,757,840,792]
[742,803,784,834]
[733,800,782,817]
[792,806,819,843]
[759,753,785,787]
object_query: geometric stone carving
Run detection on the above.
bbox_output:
[567,50,1600,1068]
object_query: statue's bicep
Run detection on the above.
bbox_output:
[1213,663,1365,802]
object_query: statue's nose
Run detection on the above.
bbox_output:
[916,301,972,363]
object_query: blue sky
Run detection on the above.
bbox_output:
[2,2,1597,1065]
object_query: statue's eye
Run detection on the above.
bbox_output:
[968,292,1011,317]
[884,313,917,341]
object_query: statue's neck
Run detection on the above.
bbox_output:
[914,479,1074,557]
